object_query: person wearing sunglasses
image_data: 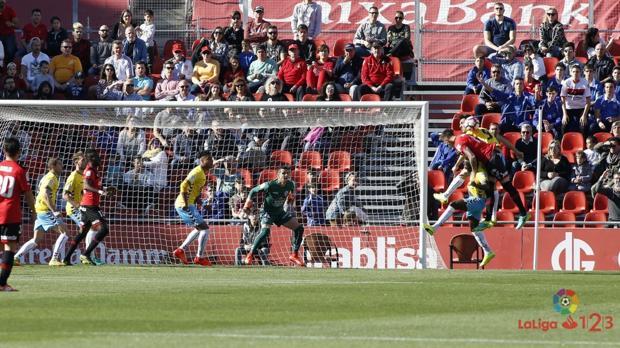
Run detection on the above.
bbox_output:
[227,77,254,102]
[89,25,113,76]
[245,5,271,51]
[538,7,566,58]
[353,6,386,57]
[209,26,230,70]
[223,10,244,53]
[165,43,193,81]
[474,63,511,116]
[175,81,195,102]
[473,2,516,58]
[386,10,413,59]
[264,25,286,66]
[49,38,83,91]
[512,123,537,173]
[155,63,180,101]
[291,0,322,40]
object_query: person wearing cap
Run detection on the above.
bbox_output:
[353,6,387,57]
[333,43,363,98]
[165,42,193,80]
[89,25,113,76]
[291,0,322,40]
[277,43,307,101]
[50,38,83,91]
[122,26,148,65]
[105,40,133,81]
[245,5,271,50]
[355,43,394,101]
[71,22,91,74]
[21,37,50,88]
[191,45,220,94]
[65,71,88,100]
[247,44,277,93]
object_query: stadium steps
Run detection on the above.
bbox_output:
[130,0,192,53]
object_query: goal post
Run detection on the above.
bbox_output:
[0,100,443,269]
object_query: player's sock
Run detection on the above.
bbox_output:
[291,226,304,252]
[83,224,109,257]
[63,231,87,263]
[85,229,97,250]
[502,181,527,215]
[14,239,37,259]
[443,176,464,198]
[196,229,210,257]
[251,227,271,254]
[491,190,499,221]
[432,205,455,229]
[52,234,68,260]
[472,231,492,254]
[0,251,16,286]
[179,229,199,249]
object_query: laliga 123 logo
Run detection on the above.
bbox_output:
[518,289,614,332]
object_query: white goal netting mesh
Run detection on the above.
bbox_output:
[0,101,443,269]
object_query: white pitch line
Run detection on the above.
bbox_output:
[76,332,620,346]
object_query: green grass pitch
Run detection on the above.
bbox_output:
[1,267,619,348]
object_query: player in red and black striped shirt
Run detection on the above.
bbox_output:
[0,138,36,291]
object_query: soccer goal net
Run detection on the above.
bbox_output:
[0,100,444,269]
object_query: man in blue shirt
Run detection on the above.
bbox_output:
[584,64,604,103]
[479,76,537,133]
[430,129,458,182]
[491,46,523,82]
[465,56,490,95]
[333,43,363,97]
[543,62,565,95]
[301,183,325,226]
[591,81,620,134]
[473,2,516,58]
[533,86,563,139]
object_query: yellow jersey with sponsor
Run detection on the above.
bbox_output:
[467,167,489,199]
[466,127,500,146]
[35,171,60,213]
[175,166,207,208]
[63,170,83,215]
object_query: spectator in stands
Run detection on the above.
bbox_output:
[227,76,254,101]
[291,0,322,40]
[584,136,601,165]
[316,82,340,101]
[333,43,362,99]
[306,44,335,94]
[488,122,499,137]
[301,183,326,226]
[141,138,169,192]
[112,9,137,41]
[235,210,270,265]
[20,8,46,55]
[132,61,153,101]
[95,63,123,100]
[587,43,615,84]
[30,60,54,94]
[0,0,18,63]
[105,40,133,81]
[223,55,245,93]
[584,64,603,103]
[121,156,156,211]
[539,140,571,194]
[278,44,307,101]
[591,81,620,134]
[474,63,512,115]
[495,77,537,133]
[229,179,248,220]
[163,43,191,81]
[560,64,591,134]
[354,6,387,57]
[559,43,582,72]
[119,78,142,102]
[294,24,316,65]
[260,76,286,101]
[172,127,204,170]
[153,107,181,147]
[592,168,620,226]
[3,61,26,91]
[490,46,523,82]
[264,25,286,66]
[238,40,256,75]
[523,62,542,99]
[584,27,615,59]
[538,7,566,58]
[205,128,239,161]
[245,5,270,51]
[35,81,53,99]
[533,86,563,139]
[386,11,413,59]
[355,43,394,101]
[175,80,195,102]
[154,61,179,100]
[117,116,146,165]
[46,16,68,57]
[206,83,223,100]
[89,25,113,76]
[592,136,620,185]
[326,172,367,226]
[224,11,244,54]
[191,46,220,94]
[50,39,83,92]
[21,37,50,90]
[71,22,91,73]
[136,9,155,69]
[66,71,87,100]
[569,150,592,192]
[465,56,490,95]
[430,129,458,182]
[210,26,230,70]
[123,26,147,65]
[1,77,22,99]
[512,123,537,173]
[523,43,546,82]
[247,44,277,93]
[545,62,565,96]
[473,2,516,58]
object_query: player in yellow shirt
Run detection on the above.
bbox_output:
[14,158,69,266]
[172,151,230,266]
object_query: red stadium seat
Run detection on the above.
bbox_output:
[593,132,612,143]
[460,94,479,113]
[319,169,341,194]
[561,132,584,156]
[339,93,352,101]
[502,132,520,147]
[584,211,607,228]
[258,169,278,184]
[451,114,463,131]
[553,211,576,228]
[608,38,620,56]
[439,191,465,211]
[298,151,322,171]
[253,92,263,101]
[575,57,588,65]
[575,40,588,58]
[291,168,308,192]
[496,210,515,227]
[534,132,553,153]
[560,191,587,215]
[333,38,348,57]
[302,94,318,101]
[326,151,351,172]
[512,170,535,194]
[283,93,295,101]
[360,94,381,102]
[237,168,253,188]
[533,191,557,215]
[501,192,525,213]
[481,113,500,129]
[428,170,446,192]
[591,193,608,213]
[449,234,484,269]
[390,56,402,77]
[270,150,293,167]
[543,57,559,79]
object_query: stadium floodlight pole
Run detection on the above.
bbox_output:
[418,102,429,269]
[533,105,544,271]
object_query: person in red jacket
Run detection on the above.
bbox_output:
[355,42,395,101]
[277,44,307,100]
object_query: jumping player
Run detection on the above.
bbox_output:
[243,166,305,267]
[62,149,114,266]
[14,158,70,266]
[0,138,36,291]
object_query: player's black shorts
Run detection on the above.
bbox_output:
[0,224,21,244]
[79,206,106,228]
[486,151,509,180]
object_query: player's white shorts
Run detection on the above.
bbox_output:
[68,211,83,227]
[465,197,486,221]
[34,212,65,232]
[176,205,206,227]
